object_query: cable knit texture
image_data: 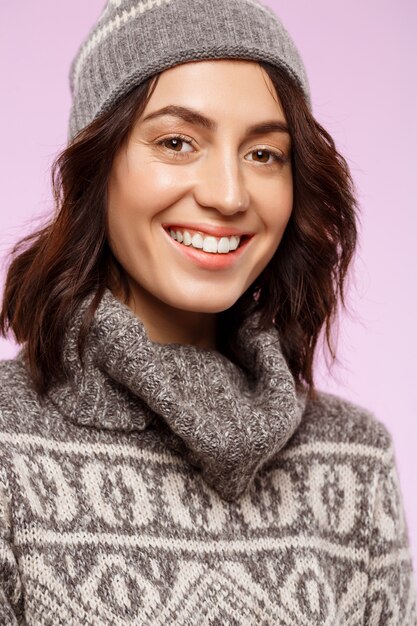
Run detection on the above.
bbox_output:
[0,288,416,625]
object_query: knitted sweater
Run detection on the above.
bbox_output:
[0,289,415,625]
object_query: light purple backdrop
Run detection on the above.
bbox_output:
[1,1,416,568]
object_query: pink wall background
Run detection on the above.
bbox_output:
[1,0,416,568]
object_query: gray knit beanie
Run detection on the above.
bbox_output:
[68,0,311,141]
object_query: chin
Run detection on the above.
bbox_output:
[165,292,243,315]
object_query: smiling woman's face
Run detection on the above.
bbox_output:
[107,59,293,316]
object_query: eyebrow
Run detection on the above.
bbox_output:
[141,105,290,136]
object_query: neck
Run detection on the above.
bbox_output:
[46,287,308,501]
[111,280,218,350]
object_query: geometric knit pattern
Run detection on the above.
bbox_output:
[0,291,416,624]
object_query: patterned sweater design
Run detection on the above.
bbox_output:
[0,289,416,625]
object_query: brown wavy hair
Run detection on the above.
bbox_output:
[0,62,358,398]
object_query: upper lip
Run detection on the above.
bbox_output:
[162,222,254,238]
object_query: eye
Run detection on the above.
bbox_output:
[246,148,287,166]
[156,134,194,155]
[155,135,288,167]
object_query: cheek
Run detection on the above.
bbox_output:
[106,171,157,250]
[263,175,294,242]
[107,161,186,233]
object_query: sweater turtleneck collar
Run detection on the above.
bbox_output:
[46,288,307,502]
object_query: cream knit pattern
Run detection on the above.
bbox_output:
[0,289,416,625]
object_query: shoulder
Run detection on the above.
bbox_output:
[0,352,31,398]
[0,353,43,434]
[289,388,394,460]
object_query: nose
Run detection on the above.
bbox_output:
[193,145,250,215]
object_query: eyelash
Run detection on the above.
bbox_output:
[155,134,288,167]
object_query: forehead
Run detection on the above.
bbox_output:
[141,59,286,122]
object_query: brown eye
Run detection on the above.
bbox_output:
[157,135,194,156]
[247,148,287,166]
[253,149,271,163]
[164,138,183,152]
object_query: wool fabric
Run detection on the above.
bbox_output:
[0,290,416,626]
[68,0,311,140]
[0,288,416,624]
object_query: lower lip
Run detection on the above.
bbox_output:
[162,227,253,270]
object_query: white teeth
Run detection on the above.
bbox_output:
[229,236,239,251]
[167,228,242,254]
[203,236,220,253]
[217,237,230,254]
[191,233,204,249]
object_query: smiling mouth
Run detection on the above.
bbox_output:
[161,224,254,270]
[163,226,252,254]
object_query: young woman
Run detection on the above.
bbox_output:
[0,0,415,624]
